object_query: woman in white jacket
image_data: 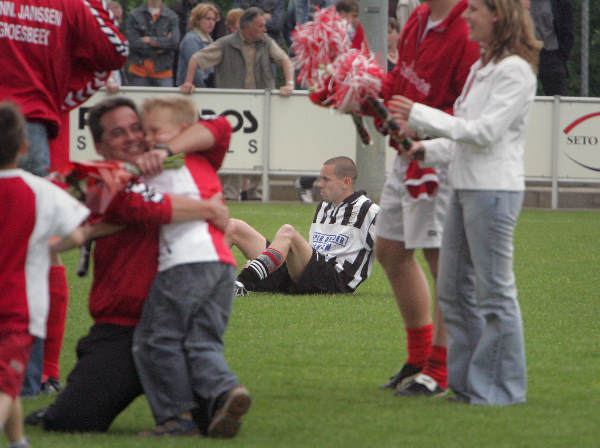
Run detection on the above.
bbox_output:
[389,0,541,406]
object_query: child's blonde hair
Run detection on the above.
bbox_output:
[141,96,199,127]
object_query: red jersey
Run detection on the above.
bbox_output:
[382,0,479,115]
[0,170,89,337]
[0,0,128,137]
[146,116,235,272]
[89,181,172,326]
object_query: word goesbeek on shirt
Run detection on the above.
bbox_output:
[0,21,50,45]
[0,2,63,26]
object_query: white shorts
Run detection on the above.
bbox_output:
[375,155,451,249]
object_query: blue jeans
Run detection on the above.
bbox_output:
[437,190,526,406]
[133,262,239,424]
[21,337,44,397]
[128,74,173,87]
[18,121,50,176]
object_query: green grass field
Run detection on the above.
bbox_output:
[22,203,600,447]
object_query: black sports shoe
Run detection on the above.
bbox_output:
[395,373,447,398]
[24,407,48,426]
[380,363,422,390]
[40,377,62,394]
[207,385,252,438]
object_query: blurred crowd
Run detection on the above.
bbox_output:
[108,0,410,91]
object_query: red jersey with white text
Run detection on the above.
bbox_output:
[381,0,479,115]
[145,116,236,271]
[0,169,89,337]
[89,181,172,326]
[0,0,128,137]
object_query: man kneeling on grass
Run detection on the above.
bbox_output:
[227,156,379,296]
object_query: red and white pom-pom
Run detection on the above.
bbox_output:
[327,49,385,114]
[291,6,351,88]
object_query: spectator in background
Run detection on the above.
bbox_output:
[335,0,368,51]
[171,0,228,87]
[387,17,400,72]
[528,0,573,96]
[225,8,244,33]
[180,7,294,94]
[283,0,335,47]
[234,0,286,46]
[176,3,219,87]
[106,1,127,94]
[126,0,180,87]
[172,0,228,40]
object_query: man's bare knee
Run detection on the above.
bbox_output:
[274,223,297,241]
[375,238,413,268]
[224,218,244,245]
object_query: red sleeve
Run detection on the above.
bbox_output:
[351,23,369,52]
[66,0,128,72]
[104,182,173,226]
[196,116,232,170]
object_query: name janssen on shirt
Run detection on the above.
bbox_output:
[0,1,63,26]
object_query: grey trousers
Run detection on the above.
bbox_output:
[437,190,526,406]
[133,262,240,424]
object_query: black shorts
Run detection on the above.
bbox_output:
[249,250,353,295]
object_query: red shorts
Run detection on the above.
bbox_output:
[0,332,34,399]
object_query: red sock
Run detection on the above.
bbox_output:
[406,324,433,368]
[43,265,69,381]
[422,345,447,389]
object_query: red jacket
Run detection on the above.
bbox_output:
[382,0,479,115]
[90,183,172,326]
[0,0,128,137]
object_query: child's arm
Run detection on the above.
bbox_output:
[135,117,232,177]
[49,223,124,253]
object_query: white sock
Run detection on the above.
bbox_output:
[8,438,30,448]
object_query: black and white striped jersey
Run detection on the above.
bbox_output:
[309,191,379,291]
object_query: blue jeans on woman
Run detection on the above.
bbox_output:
[437,189,526,406]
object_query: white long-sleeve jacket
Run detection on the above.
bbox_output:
[409,55,537,191]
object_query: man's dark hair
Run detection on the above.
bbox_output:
[239,6,264,29]
[324,156,358,182]
[335,0,359,14]
[87,96,139,143]
[0,101,26,167]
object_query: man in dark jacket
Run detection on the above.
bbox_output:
[126,0,180,86]
[529,0,574,95]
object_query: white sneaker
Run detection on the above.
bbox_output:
[299,189,313,203]
[234,281,249,297]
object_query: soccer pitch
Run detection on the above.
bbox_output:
[22,203,600,447]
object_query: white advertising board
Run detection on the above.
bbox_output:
[69,89,600,182]
[556,99,600,179]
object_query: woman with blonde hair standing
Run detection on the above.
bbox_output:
[176,3,219,87]
[390,0,541,406]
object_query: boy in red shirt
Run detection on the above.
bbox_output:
[0,101,89,448]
